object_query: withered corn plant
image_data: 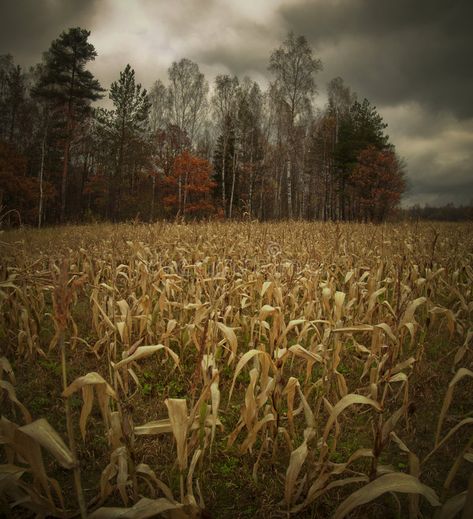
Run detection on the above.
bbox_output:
[0,221,472,518]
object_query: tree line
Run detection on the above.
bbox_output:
[401,204,473,222]
[0,28,407,226]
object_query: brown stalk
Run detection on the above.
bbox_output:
[54,261,87,519]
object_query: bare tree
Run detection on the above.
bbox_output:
[167,59,208,214]
[167,58,208,148]
[149,79,168,133]
[212,75,239,216]
[269,32,321,218]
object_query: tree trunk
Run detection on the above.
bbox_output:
[150,175,156,221]
[112,122,126,221]
[229,149,238,219]
[259,170,264,220]
[221,137,227,217]
[276,159,283,218]
[61,60,77,223]
[178,175,182,216]
[60,135,70,223]
[79,152,89,219]
[183,168,190,217]
[248,171,253,218]
[38,126,47,228]
[340,176,346,221]
[286,153,293,219]
[248,138,255,218]
[108,174,116,221]
[9,105,17,142]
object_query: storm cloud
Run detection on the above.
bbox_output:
[1,0,472,206]
[279,0,473,118]
[1,0,100,63]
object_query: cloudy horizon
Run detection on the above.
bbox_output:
[2,0,472,207]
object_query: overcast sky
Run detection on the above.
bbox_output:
[2,0,472,206]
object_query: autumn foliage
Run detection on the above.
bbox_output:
[0,142,55,224]
[350,146,406,222]
[161,150,216,217]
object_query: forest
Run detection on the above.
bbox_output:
[0,28,409,226]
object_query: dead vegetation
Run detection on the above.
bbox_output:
[0,221,472,518]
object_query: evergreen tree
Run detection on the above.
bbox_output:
[334,98,390,219]
[96,64,150,220]
[32,27,104,221]
[0,59,26,143]
[0,55,15,141]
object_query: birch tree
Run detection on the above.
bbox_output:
[269,32,321,218]
[212,74,239,216]
[167,58,208,214]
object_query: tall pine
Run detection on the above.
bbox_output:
[96,64,150,220]
[33,27,104,222]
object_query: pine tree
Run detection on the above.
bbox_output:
[32,27,104,222]
[96,64,150,220]
[0,57,26,143]
[334,98,390,219]
[0,55,15,141]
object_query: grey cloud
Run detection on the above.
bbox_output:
[279,0,473,118]
[279,0,459,43]
[193,24,273,78]
[0,0,99,65]
[387,107,473,206]
[404,173,473,206]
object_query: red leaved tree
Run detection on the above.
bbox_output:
[350,146,405,222]
[161,151,216,218]
[0,141,56,226]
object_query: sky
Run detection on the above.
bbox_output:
[1,0,472,206]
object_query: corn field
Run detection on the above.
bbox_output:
[0,221,472,518]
